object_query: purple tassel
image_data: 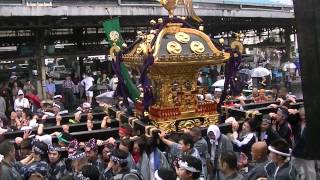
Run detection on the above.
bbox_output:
[139,54,154,111]
[217,48,242,112]
[112,38,143,106]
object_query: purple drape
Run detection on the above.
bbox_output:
[139,54,154,111]
[217,48,242,112]
[112,38,143,105]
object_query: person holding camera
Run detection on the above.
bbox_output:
[257,115,281,146]
[270,107,293,147]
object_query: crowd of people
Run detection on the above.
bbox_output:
[0,71,119,116]
[0,80,318,180]
[198,59,299,95]
[0,59,317,180]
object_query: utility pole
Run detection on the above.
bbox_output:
[294,0,320,159]
[34,28,46,99]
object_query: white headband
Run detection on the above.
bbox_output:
[53,103,60,109]
[268,146,291,157]
[33,146,45,155]
[54,95,62,99]
[0,154,3,162]
[154,170,163,180]
[178,160,200,173]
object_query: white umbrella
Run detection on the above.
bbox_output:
[238,68,252,75]
[212,79,225,87]
[282,62,296,71]
[95,91,115,104]
[251,67,271,77]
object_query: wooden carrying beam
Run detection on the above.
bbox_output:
[4,119,119,140]
[241,99,303,110]
[44,111,106,124]
[52,128,120,142]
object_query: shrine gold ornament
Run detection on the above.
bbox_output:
[109,31,120,42]
[136,43,148,55]
[167,41,182,54]
[150,19,157,26]
[175,32,190,43]
[159,0,202,22]
[158,18,163,24]
[198,25,204,31]
[190,41,205,54]
[109,44,120,60]
[230,40,243,53]
[146,34,155,43]
[219,38,225,45]
[231,33,244,53]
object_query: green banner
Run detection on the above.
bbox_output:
[120,63,140,102]
[102,17,140,102]
[102,17,124,47]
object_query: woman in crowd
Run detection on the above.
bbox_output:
[118,137,136,170]
[11,81,20,103]
[206,124,234,180]
[23,80,36,95]
[97,73,109,94]
[230,119,256,160]
[14,90,30,112]
[135,136,170,180]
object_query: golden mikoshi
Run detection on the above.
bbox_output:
[119,0,242,132]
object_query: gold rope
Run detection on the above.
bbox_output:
[159,0,202,22]
[181,0,203,23]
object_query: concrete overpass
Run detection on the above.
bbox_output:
[0,0,295,45]
[0,0,293,18]
[0,0,295,51]
[0,0,295,62]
